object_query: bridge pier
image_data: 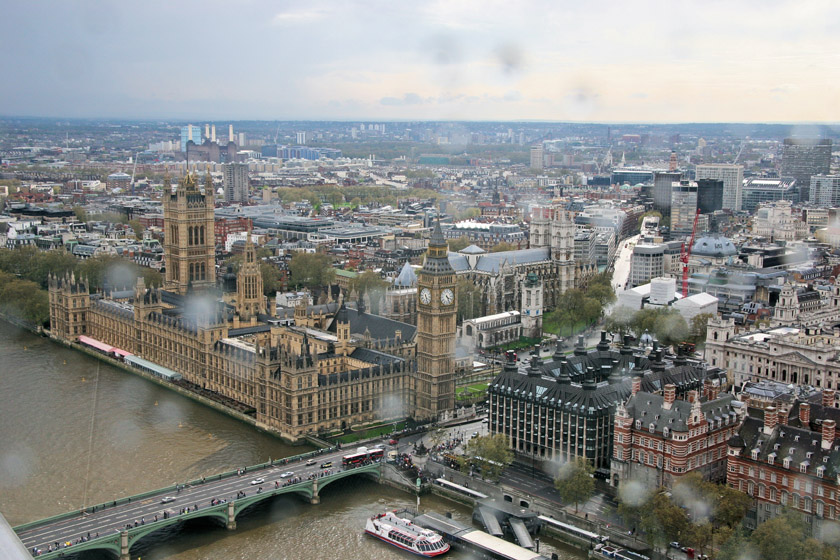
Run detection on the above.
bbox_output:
[310,479,320,505]
[120,530,130,560]
[226,501,237,530]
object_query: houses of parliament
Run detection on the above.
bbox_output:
[48,172,457,441]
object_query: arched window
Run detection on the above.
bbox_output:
[714,332,718,341]
[200,226,205,245]
[188,226,194,246]
[189,263,194,281]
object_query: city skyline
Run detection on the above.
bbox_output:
[3,1,840,123]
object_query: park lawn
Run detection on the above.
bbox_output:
[334,420,407,443]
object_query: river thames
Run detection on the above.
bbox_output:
[0,321,584,559]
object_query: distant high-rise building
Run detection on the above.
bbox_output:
[180,125,201,152]
[530,144,544,170]
[810,175,840,208]
[695,164,743,211]
[211,125,216,143]
[229,124,235,143]
[296,131,307,145]
[697,178,724,214]
[223,163,249,204]
[782,138,831,202]
[238,132,246,147]
[741,178,798,212]
[654,171,681,213]
[671,180,699,237]
[669,152,678,172]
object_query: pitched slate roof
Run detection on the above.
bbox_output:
[625,392,738,434]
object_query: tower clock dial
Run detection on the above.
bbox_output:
[441,288,454,306]
[420,288,432,305]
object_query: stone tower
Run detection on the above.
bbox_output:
[773,283,799,325]
[521,272,543,339]
[415,219,457,421]
[236,232,264,322]
[163,171,216,295]
[48,271,90,341]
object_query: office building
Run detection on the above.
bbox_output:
[809,175,840,208]
[223,163,250,204]
[695,164,743,211]
[782,138,831,202]
[741,178,798,212]
[697,178,724,214]
[180,125,202,152]
[296,131,307,145]
[530,144,544,170]
[654,171,681,213]
[671,181,699,237]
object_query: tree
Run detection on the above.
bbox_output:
[128,219,144,240]
[289,252,336,291]
[462,433,514,481]
[490,241,516,253]
[689,313,714,344]
[457,276,483,322]
[553,457,594,513]
[750,512,812,560]
[457,207,481,220]
[447,236,472,252]
[605,306,636,338]
[260,262,282,297]
[72,206,88,223]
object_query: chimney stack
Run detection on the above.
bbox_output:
[631,375,641,396]
[799,403,811,426]
[764,406,778,435]
[824,389,836,409]
[688,389,699,404]
[663,384,676,409]
[704,378,720,401]
[822,419,836,450]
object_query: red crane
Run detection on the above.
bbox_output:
[680,208,701,298]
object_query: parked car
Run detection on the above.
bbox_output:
[669,542,680,549]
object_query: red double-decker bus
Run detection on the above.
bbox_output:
[342,447,385,466]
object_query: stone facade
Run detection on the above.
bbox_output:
[705,317,840,393]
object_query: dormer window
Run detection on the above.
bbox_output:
[784,458,791,469]
[649,423,656,433]
[663,427,670,437]
[636,420,642,429]
[752,449,759,460]
[794,435,800,442]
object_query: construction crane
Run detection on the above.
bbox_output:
[680,208,701,298]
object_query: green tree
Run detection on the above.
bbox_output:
[605,306,636,338]
[128,219,144,240]
[260,262,282,297]
[447,236,472,252]
[689,312,714,344]
[0,272,50,325]
[490,241,516,253]
[289,252,336,291]
[72,206,88,223]
[750,512,811,560]
[462,433,514,481]
[457,207,481,220]
[350,197,362,209]
[553,457,594,512]
[457,276,483,322]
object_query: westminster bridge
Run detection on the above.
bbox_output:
[14,446,383,559]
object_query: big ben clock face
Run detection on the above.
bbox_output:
[420,288,432,305]
[441,288,454,306]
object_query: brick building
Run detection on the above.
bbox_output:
[611,381,741,489]
[726,390,840,539]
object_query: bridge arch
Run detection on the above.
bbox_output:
[316,465,380,494]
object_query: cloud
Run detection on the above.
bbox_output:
[272,8,326,26]
[380,93,426,106]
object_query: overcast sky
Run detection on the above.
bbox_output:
[2,0,839,122]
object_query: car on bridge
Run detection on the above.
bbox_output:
[306,459,317,465]
[320,461,333,468]
[250,478,265,485]
[160,496,176,504]
[280,471,295,478]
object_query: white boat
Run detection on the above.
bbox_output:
[365,511,450,557]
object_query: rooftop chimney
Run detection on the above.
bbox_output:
[631,374,641,396]
[799,403,811,427]
[764,406,778,435]
[663,384,676,409]
[823,419,836,450]
[824,389,836,409]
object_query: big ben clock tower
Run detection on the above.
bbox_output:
[415,218,457,421]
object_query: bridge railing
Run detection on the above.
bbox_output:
[14,446,341,533]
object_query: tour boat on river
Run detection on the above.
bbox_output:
[365,511,450,557]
